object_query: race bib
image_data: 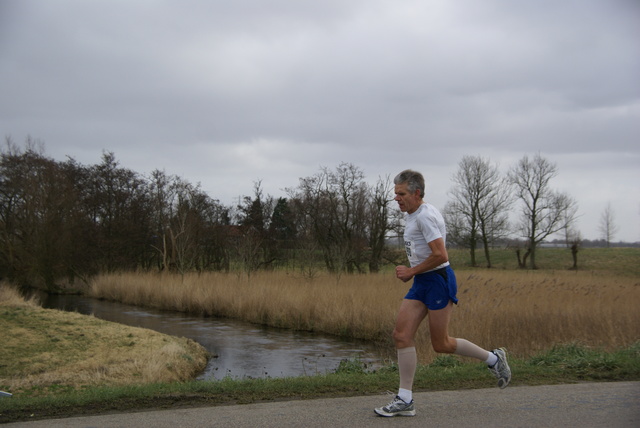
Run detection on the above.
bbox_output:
[404,240,415,261]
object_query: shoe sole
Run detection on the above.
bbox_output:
[374,409,416,417]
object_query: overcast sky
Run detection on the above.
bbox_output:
[1,0,638,242]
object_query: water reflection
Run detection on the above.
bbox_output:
[43,295,385,380]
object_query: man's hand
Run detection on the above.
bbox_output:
[395,265,414,282]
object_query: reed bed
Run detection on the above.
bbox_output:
[90,269,640,363]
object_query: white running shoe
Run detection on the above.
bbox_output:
[374,395,416,417]
[488,347,511,389]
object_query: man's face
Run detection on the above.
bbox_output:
[394,182,422,214]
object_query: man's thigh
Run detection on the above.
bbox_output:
[395,299,428,337]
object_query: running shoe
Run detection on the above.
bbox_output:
[374,395,416,417]
[488,347,511,389]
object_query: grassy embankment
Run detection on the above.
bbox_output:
[1,247,639,423]
[0,285,209,421]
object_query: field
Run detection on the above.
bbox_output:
[0,247,638,422]
[89,247,640,363]
[447,246,640,276]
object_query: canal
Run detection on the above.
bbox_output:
[43,294,386,380]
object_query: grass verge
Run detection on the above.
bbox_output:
[1,342,639,423]
[0,285,209,400]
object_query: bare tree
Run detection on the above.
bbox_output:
[569,231,582,270]
[508,153,578,269]
[235,181,276,277]
[445,155,512,267]
[366,176,394,273]
[148,169,177,271]
[148,170,226,274]
[86,152,151,272]
[598,203,619,247]
[0,139,89,289]
[560,202,581,248]
[288,163,370,274]
[170,180,202,277]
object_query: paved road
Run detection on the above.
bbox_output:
[4,382,639,427]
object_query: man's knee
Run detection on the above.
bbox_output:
[432,338,456,354]
[392,328,412,348]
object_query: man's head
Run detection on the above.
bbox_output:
[394,169,425,198]
[393,169,425,213]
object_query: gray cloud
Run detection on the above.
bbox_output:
[1,0,638,240]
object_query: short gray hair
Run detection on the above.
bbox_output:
[393,169,425,198]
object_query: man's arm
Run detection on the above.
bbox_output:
[396,237,449,282]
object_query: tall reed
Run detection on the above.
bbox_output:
[90,269,640,363]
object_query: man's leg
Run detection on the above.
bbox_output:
[426,301,457,354]
[393,299,428,399]
[397,347,417,397]
[375,299,426,417]
[428,302,511,388]
[455,339,495,363]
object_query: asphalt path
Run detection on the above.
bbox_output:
[4,382,639,428]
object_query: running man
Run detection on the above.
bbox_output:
[375,169,511,417]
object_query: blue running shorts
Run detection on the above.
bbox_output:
[404,265,458,310]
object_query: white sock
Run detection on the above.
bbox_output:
[397,347,417,392]
[398,388,412,403]
[455,338,490,361]
[485,350,498,366]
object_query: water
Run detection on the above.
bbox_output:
[43,295,385,380]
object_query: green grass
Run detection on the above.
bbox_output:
[447,247,640,275]
[1,342,639,423]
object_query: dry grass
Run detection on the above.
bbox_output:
[0,285,40,308]
[0,284,209,395]
[90,269,640,363]
[449,270,640,358]
[91,271,398,342]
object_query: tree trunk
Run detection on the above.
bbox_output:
[571,244,578,270]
